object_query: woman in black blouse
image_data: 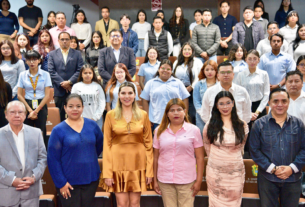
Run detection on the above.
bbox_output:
[169,6,190,58]
[0,70,12,128]
[85,31,104,82]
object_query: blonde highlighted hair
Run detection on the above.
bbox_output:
[113,82,142,121]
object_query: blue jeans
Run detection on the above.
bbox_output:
[258,172,301,207]
[197,55,217,64]
[136,39,145,57]
[195,112,205,137]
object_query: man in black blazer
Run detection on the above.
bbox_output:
[48,32,84,121]
[98,29,136,87]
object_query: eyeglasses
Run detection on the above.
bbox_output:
[247,58,259,62]
[8,111,25,115]
[59,38,70,42]
[111,35,121,39]
[268,27,278,31]
[219,71,233,75]
[160,67,171,72]
[1,47,11,51]
[183,48,192,51]
[217,101,233,107]
[26,58,39,63]
[298,63,305,68]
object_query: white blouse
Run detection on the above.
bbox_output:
[235,67,270,113]
[71,23,92,47]
[279,25,299,44]
[288,40,305,62]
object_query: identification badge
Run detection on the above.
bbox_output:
[32,100,38,109]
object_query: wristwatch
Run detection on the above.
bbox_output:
[69,80,73,85]
[271,166,278,174]
[278,83,282,88]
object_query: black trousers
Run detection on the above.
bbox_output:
[24,99,48,148]
[57,180,99,207]
[216,40,233,56]
[244,100,267,157]
[54,93,69,122]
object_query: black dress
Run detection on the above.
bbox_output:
[0,83,12,128]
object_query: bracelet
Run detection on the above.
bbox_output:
[255,110,260,115]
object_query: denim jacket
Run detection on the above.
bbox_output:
[120,28,138,55]
[193,79,208,113]
[250,113,305,183]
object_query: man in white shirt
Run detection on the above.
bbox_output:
[0,101,47,207]
[286,70,305,124]
[256,21,289,56]
[144,16,173,60]
[200,61,252,123]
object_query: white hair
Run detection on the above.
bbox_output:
[6,101,27,112]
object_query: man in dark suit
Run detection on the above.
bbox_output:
[98,29,136,87]
[48,32,84,121]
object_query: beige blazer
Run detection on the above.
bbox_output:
[95,18,119,47]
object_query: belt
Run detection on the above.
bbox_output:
[221,37,228,40]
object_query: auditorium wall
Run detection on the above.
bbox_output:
[10,0,100,32]
[240,0,305,23]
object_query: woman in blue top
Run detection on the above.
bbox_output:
[228,43,248,83]
[33,29,55,72]
[0,0,19,43]
[274,0,294,28]
[193,60,218,135]
[106,63,139,111]
[173,42,203,124]
[138,46,160,90]
[141,59,190,131]
[17,50,52,147]
[48,94,103,207]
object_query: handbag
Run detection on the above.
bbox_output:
[173,31,180,45]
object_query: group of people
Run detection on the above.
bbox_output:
[0,0,305,207]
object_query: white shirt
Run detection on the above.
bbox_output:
[172,58,203,88]
[9,124,25,173]
[70,23,92,47]
[279,25,299,44]
[200,82,252,123]
[111,46,121,62]
[235,67,270,112]
[287,91,305,124]
[131,22,151,39]
[288,40,305,62]
[256,37,289,56]
[144,30,173,56]
[71,82,106,121]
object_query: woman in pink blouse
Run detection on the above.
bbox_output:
[202,91,249,207]
[153,98,204,207]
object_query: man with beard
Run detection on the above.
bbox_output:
[18,0,43,46]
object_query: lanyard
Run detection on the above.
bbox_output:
[29,75,39,98]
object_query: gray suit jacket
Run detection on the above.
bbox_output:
[0,124,47,206]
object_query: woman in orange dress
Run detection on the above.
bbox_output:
[101,82,153,207]
[202,91,249,207]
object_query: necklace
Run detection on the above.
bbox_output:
[207,82,216,88]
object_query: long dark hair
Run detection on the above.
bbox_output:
[144,46,160,63]
[173,42,195,84]
[77,64,103,88]
[285,10,300,26]
[297,55,305,66]
[36,29,55,58]
[155,10,167,23]
[228,43,247,61]
[277,0,293,12]
[207,91,245,145]
[90,31,104,49]
[70,36,80,50]
[45,11,56,30]
[169,5,185,28]
[136,9,147,22]
[0,40,18,64]
[0,71,8,107]
[292,24,305,51]
[73,10,89,23]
